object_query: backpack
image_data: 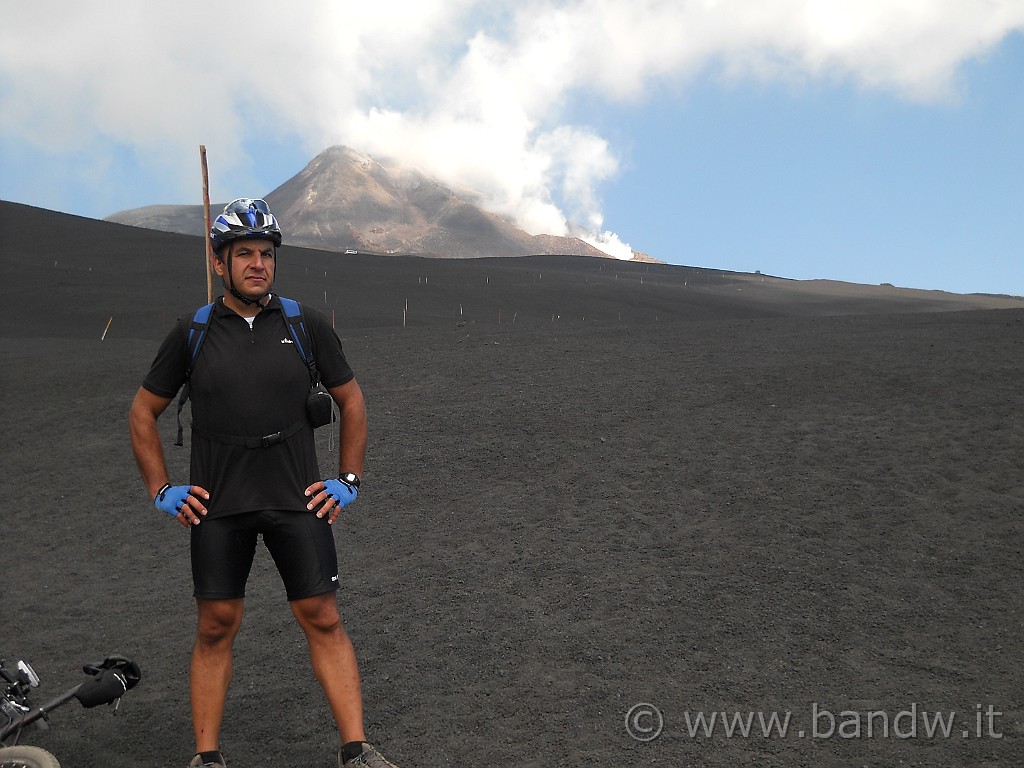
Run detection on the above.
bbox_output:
[174,297,326,446]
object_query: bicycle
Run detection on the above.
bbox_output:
[1,654,141,768]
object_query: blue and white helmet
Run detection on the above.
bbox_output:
[210,198,283,253]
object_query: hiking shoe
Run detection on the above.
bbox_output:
[340,743,400,768]
[187,753,226,768]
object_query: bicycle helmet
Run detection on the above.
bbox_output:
[210,197,283,253]
[211,198,282,306]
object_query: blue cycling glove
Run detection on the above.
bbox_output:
[323,477,359,509]
[154,483,190,517]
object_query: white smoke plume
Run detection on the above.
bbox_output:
[2,0,1022,259]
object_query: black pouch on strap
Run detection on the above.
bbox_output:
[307,386,334,428]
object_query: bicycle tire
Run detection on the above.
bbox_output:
[0,745,61,768]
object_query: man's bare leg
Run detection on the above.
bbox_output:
[290,592,366,744]
[191,598,244,752]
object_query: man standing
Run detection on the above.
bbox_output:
[129,198,398,768]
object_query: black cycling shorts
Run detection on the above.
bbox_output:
[190,509,340,601]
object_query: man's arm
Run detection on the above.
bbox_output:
[128,386,209,527]
[128,387,174,498]
[331,377,367,477]
[304,377,368,524]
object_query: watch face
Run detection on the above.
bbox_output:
[341,473,360,488]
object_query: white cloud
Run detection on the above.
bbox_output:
[2,0,1022,256]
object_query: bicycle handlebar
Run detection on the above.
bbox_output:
[1,654,142,744]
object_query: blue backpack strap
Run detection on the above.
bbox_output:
[279,297,333,430]
[279,297,315,371]
[186,302,216,374]
[175,302,215,446]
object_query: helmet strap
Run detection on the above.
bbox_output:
[228,284,261,307]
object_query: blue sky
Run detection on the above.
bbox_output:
[2,1,1022,296]
[601,39,1024,293]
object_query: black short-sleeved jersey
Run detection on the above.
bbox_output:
[142,295,354,519]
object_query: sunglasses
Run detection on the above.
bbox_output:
[223,198,272,216]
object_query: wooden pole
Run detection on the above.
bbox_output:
[200,145,214,303]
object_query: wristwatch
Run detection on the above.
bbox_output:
[339,472,361,489]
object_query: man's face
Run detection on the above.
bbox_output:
[215,238,276,300]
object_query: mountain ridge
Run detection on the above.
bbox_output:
[107,146,631,261]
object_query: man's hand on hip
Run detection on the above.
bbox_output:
[305,477,359,525]
[154,483,211,528]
